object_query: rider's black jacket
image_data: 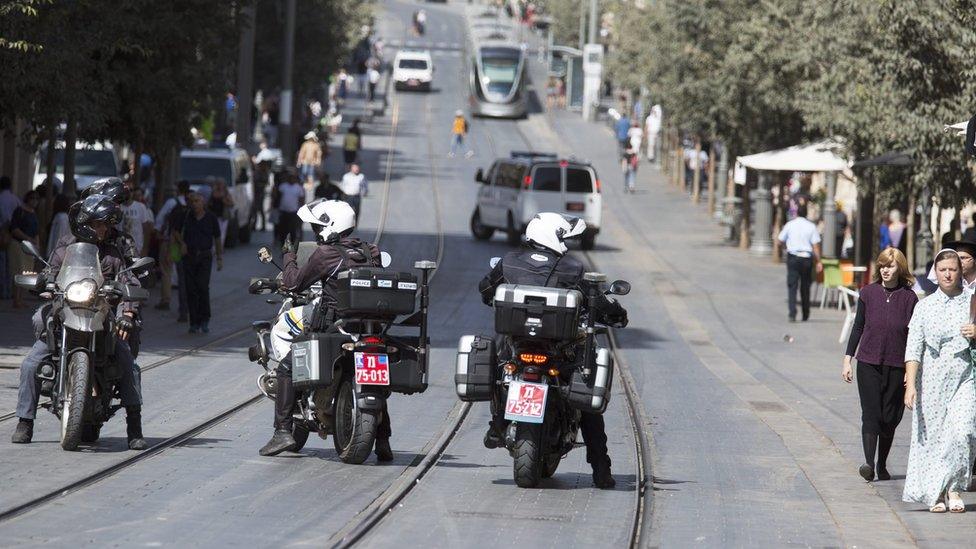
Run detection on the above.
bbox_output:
[280,237,381,305]
[478,248,628,327]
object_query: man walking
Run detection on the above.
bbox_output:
[173,193,223,334]
[449,110,473,158]
[297,132,322,187]
[778,203,822,322]
[155,180,190,319]
[339,163,368,219]
[367,64,381,102]
[274,170,305,245]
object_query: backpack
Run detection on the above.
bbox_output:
[343,133,360,151]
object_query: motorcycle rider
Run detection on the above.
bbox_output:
[81,177,145,357]
[10,194,147,450]
[478,213,628,488]
[258,199,391,459]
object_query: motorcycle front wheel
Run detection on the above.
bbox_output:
[513,422,544,488]
[332,379,379,464]
[60,352,91,451]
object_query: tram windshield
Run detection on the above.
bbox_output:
[480,54,519,94]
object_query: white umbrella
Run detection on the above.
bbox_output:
[736,139,849,173]
[945,121,967,135]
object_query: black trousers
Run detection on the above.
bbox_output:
[183,251,213,325]
[857,362,906,438]
[580,411,610,467]
[786,254,813,320]
[275,211,302,245]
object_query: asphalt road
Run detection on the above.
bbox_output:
[2,0,975,547]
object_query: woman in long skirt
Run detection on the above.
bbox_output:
[903,248,976,512]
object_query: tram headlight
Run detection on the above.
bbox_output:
[65,279,97,306]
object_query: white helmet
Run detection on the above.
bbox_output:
[524,212,586,255]
[297,199,356,243]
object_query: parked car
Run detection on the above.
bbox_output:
[178,147,254,247]
[33,142,120,192]
[393,49,434,91]
[470,152,601,249]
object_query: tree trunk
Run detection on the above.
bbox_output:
[132,140,144,188]
[706,144,716,216]
[691,137,701,203]
[62,119,78,199]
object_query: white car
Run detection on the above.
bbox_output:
[179,147,254,247]
[470,152,602,250]
[393,49,434,91]
[33,141,120,192]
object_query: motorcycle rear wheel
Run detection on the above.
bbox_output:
[60,352,90,451]
[541,453,561,478]
[513,422,544,488]
[332,379,379,464]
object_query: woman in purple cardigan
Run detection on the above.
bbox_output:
[842,247,918,481]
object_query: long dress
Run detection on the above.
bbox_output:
[902,289,976,506]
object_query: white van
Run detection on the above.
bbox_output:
[470,152,602,249]
[179,147,254,247]
[392,49,434,91]
[33,142,120,192]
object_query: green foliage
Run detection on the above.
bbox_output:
[605,0,976,208]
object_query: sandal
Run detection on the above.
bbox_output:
[930,501,947,513]
[948,492,965,513]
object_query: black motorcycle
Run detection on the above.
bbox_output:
[16,240,151,450]
[456,265,629,487]
[248,244,437,463]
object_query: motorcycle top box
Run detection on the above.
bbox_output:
[493,284,582,341]
[336,268,418,318]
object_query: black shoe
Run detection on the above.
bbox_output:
[375,438,394,462]
[126,406,147,451]
[859,464,875,481]
[876,467,891,481]
[483,425,504,449]
[593,462,616,489]
[11,419,33,444]
[259,429,297,456]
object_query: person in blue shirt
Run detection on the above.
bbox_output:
[614,115,631,154]
[777,203,823,322]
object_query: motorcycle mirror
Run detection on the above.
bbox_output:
[19,239,48,266]
[489,256,501,268]
[380,251,392,268]
[475,168,484,183]
[258,247,273,264]
[128,257,155,272]
[608,280,631,296]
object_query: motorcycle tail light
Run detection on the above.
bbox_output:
[548,368,559,377]
[522,367,541,382]
[362,336,384,344]
[518,352,549,365]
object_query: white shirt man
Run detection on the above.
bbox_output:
[778,207,822,321]
[644,105,662,160]
[122,198,155,256]
[339,167,369,197]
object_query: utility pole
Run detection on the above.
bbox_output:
[587,0,598,43]
[822,171,838,258]
[235,1,257,153]
[578,0,586,51]
[581,0,602,121]
[279,0,297,165]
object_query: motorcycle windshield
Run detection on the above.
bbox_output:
[55,242,104,290]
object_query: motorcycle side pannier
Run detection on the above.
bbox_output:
[291,333,351,388]
[336,268,418,318]
[455,335,496,401]
[493,284,581,341]
[564,347,614,414]
[387,335,428,395]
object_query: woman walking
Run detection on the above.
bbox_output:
[902,248,976,513]
[842,247,917,481]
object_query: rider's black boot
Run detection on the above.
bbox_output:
[483,420,505,449]
[592,460,616,489]
[260,372,297,456]
[375,437,394,462]
[126,406,147,450]
[11,418,33,444]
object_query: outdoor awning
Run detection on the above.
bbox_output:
[946,121,967,135]
[736,139,850,173]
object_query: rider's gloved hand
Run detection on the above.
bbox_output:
[116,313,136,341]
[282,234,296,256]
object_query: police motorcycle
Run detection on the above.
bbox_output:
[456,264,630,488]
[15,240,151,451]
[247,245,437,463]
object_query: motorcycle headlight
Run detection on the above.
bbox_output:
[64,279,98,306]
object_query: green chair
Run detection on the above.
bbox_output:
[819,258,843,308]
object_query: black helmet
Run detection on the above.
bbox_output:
[69,195,123,242]
[81,177,129,204]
